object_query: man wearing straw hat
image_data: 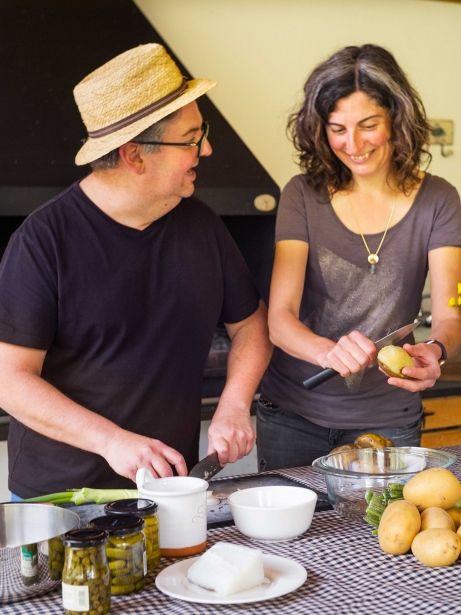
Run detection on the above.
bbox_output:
[0,44,271,498]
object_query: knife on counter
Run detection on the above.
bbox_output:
[302,319,423,391]
[189,451,223,480]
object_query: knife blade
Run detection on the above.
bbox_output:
[188,451,223,480]
[302,318,422,391]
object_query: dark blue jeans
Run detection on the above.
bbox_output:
[256,397,423,472]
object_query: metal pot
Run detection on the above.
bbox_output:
[0,503,80,604]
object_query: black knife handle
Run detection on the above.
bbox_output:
[302,367,338,390]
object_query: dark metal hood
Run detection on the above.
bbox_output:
[0,0,279,217]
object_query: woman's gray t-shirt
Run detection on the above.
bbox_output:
[261,173,461,429]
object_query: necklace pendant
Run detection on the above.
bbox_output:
[368,253,379,274]
[367,254,379,265]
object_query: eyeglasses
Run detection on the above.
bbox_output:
[133,121,210,157]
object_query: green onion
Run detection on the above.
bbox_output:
[23,488,139,505]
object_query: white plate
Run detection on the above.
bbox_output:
[155,553,307,604]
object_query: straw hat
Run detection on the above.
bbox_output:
[74,43,216,165]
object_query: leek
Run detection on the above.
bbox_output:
[363,482,404,531]
[24,487,138,505]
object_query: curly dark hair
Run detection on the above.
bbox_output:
[288,44,431,195]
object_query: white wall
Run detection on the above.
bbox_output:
[135,0,461,193]
[0,442,8,501]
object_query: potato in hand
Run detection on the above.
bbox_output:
[377,345,414,378]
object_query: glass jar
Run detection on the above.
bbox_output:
[104,499,160,572]
[89,514,146,595]
[48,535,65,580]
[61,529,110,615]
[20,543,38,586]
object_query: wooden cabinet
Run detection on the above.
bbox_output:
[420,361,461,447]
[421,396,461,447]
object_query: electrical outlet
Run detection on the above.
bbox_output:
[429,119,454,145]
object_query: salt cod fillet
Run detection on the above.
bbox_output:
[187,542,265,596]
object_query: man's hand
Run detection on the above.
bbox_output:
[382,342,441,392]
[102,429,188,482]
[205,301,269,467]
[207,406,255,466]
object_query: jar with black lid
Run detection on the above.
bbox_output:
[89,514,146,595]
[104,499,160,572]
[61,528,110,615]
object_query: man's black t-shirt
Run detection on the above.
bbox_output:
[0,183,259,497]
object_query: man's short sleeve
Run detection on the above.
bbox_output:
[214,217,260,325]
[0,221,57,349]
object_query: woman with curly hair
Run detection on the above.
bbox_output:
[257,44,461,471]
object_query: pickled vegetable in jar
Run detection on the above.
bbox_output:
[48,535,65,580]
[89,514,146,595]
[104,499,160,572]
[62,529,110,615]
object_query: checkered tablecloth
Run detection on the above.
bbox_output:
[4,446,461,615]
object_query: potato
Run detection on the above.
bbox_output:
[420,506,455,531]
[403,468,461,510]
[354,433,394,449]
[447,508,461,528]
[329,444,358,455]
[378,500,421,555]
[411,528,461,567]
[377,345,414,378]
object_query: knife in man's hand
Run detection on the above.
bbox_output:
[188,451,223,480]
[302,319,422,391]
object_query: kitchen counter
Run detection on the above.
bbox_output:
[4,446,461,615]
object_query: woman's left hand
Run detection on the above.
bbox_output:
[382,342,441,391]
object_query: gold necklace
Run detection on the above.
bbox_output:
[351,202,396,274]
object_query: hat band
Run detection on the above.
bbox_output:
[87,80,188,139]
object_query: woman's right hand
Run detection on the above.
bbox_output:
[318,330,376,377]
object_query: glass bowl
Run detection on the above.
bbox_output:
[312,446,456,520]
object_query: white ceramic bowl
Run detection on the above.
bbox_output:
[228,485,317,541]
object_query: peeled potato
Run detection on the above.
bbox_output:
[377,345,414,378]
[411,528,461,567]
[403,468,461,510]
[420,506,455,531]
[329,444,358,455]
[354,433,394,448]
